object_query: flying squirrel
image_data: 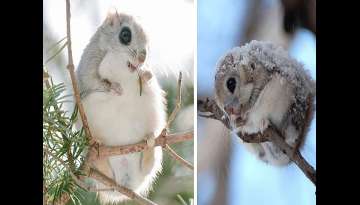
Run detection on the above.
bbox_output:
[76,10,166,204]
[214,40,315,165]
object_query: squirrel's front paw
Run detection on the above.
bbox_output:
[109,82,123,96]
[239,114,269,135]
[236,108,250,127]
[141,70,153,83]
[259,118,269,134]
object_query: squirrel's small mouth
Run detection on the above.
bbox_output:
[127,61,138,72]
[229,114,246,127]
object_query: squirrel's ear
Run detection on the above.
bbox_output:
[105,8,120,27]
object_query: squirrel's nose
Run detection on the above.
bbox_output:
[224,105,234,115]
[137,49,147,63]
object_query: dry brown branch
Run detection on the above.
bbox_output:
[164,144,194,170]
[88,131,193,161]
[162,72,194,170]
[198,98,231,130]
[51,2,97,204]
[65,0,95,146]
[166,72,183,129]
[85,71,193,169]
[267,125,316,184]
[89,167,158,205]
[198,97,316,185]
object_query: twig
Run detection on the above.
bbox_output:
[237,131,269,143]
[51,2,102,204]
[164,144,194,170]
[161,72,194,170]
[198,98,316,185]
[88,131,193,160]
[197,98,231,129]
[65,0,95,145]
[63,1,101,202]
[166,72,182,129]
[89,167,158,205]
[267,125,316,184]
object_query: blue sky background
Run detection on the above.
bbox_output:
[197,0,316,204]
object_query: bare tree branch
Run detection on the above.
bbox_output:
[88,167,158,205]
[65,0,95,146]
[161,71,194,170]
[267,125,316,184]
[88,131,193,161]
[198,97,316,185]
[164,144,194,170]
[166,72,183,129]
[197,98,231,129]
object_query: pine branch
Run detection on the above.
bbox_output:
[198,97,316,185]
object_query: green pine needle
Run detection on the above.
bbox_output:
[44,80,87,204]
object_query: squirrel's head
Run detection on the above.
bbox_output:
[98,9,148,73]
[214,48,256,118]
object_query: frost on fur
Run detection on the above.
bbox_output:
[214,40,316,166]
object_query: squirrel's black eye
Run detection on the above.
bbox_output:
[119,27,132,45]
[226,77,236,93]
[250,63,255,70]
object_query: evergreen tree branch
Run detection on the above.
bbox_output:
[44,148,91,191]
[198,97,316,185]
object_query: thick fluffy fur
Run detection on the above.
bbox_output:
[76,12,166,204]
[214,40,315,166]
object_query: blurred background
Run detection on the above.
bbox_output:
[43,0,194,204]
[197,0,316,205]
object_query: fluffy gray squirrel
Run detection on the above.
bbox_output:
[76,10,165,204]
[214,40,315,165]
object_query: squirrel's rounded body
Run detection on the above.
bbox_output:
[214,40,315,166]
[76,11,166,204]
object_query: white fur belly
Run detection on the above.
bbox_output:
[236,74,295,165]
[237,74,294,134]
[82,89,165,146]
